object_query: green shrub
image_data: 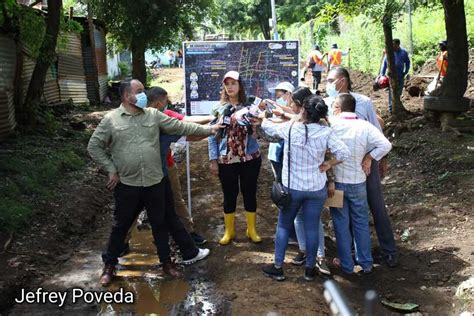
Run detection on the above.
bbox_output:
[0,199,32,231]
[0,133,89,232]
[118,61,130,78]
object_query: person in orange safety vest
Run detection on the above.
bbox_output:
[436,40,448,78]
[306,45,326,90]
[327,43,350,71]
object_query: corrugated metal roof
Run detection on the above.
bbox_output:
[0,34,17,139]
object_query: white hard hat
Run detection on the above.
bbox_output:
[269,82,295,93]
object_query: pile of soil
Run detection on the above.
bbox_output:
[405,49,474,99]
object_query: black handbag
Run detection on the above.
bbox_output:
[271,123,293,209]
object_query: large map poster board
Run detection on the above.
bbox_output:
[183,40,300,115]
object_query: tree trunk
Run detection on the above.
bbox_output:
[433,0,468,97]
[86,3,100,104]
[382,13,408,120]
[257,13,271,40]
[131,38,147,86]
[21,0,62,125]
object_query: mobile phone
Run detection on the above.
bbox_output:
[252,96,262,107]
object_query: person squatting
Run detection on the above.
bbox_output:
[88,67,398,287]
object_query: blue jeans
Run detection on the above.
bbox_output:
[294,211,325,257]
[274,187,327,268]
[330,182,373,273]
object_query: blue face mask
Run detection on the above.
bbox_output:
[134,92,148,109]
[276,97,288,107]
[326,80,339,98]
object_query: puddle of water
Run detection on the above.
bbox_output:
[98,227,227,315]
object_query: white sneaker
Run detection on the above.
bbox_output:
[182,248,210,265]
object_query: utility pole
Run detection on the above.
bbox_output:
[407,0,414,55]
[270,0,278,40]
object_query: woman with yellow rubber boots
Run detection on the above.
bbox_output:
[208,71,262,245]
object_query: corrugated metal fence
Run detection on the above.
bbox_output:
[57,32,89,105]
[0,34,17,139]
[1,25,108,139]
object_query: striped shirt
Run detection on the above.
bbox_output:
[261,120,350,191]
[330,112,392,184]
[325,92,382,132]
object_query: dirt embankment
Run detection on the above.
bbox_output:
[0,116,112,312]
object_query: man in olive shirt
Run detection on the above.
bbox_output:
[88,79,220,286]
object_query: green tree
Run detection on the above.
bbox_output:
[432,0,468,97]
[331,0,410,119]
[215,0,271,39]
[22,0,63,125]
[276,0,334,28]
[89,0,213,85]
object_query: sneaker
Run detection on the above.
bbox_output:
[262,264,285,281]
[182,248,210,265]
[385,254,398,267]
[304,267,316,281]
[316,257,331,275]
[190,232,207,245]
[291,251,307,266]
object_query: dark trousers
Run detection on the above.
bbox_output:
[218,157,262,213]
[312,71,322,90]
[366,160,397,255]
[102,178,198,265]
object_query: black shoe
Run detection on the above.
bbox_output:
[304,267,316,281]
[291,251,306,266]
[316,257,331,275]
[119,243,130,257]
[385,254,398,267]
[262,264,285,281]
[190,232,207,245]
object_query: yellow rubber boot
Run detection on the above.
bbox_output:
[219,213,235,245]
[245,212,262,243]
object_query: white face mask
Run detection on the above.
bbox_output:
[326,79,340,98]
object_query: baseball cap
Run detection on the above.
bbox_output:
[269,82,295,93]
[223,71,240,82]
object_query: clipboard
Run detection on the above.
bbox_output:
[324,190,344,208]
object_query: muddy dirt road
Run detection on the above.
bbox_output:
[1,68,473,315]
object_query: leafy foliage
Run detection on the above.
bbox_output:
[89,0,213,51]
[213,0,271,39]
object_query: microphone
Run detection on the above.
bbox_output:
[220,105,234,138]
